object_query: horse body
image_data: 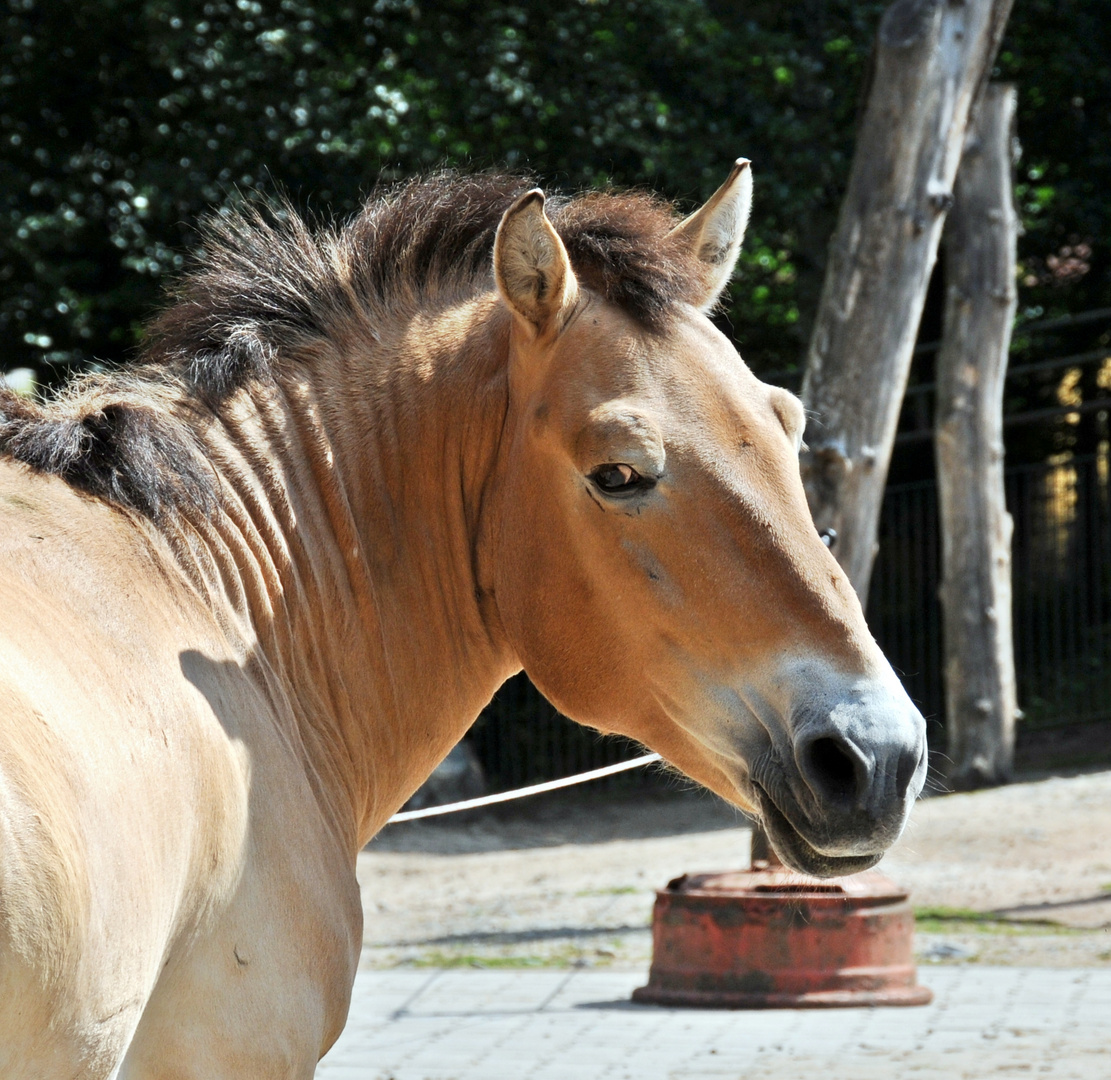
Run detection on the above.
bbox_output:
[0,166,928,1076]
[0,302,512,1076]
[0,467,356,1076]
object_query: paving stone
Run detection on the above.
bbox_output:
[317,966,1111,1078]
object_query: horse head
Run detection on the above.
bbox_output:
[487,162,927,877]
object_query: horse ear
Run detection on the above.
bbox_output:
[494,189,579,336]
[671,158,753,311]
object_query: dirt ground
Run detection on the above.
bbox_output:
[357,766,1111,971]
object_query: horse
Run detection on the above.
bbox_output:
[0,162,927,1077]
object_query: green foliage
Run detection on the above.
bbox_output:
[996,0,1111,321]
[1,0,1108,386]
[0,0,882,382]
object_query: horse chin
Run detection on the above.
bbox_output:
[754,787,885,879]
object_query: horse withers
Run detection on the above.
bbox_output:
[0,163,926,1077]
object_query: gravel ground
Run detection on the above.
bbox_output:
[357,767,1111,971]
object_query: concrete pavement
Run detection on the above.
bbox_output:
[317,965,1111,1079]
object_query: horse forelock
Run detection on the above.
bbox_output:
[0,172,708,521]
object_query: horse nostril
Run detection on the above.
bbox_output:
[895,745,922,800]
[802,736,860,805]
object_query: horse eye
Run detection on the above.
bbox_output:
[591,463,642,493]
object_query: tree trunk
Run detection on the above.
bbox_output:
[936,84,1019,790]
[800,0,1014,604]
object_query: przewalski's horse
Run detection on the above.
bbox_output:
[0,163,926,1077]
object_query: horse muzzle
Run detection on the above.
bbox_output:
[748,679,928,877]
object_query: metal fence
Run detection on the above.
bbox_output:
[868,452,1111,736]
[468,672,646,792]
[1008,454,1111,730]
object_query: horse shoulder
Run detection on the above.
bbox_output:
[0,465,254,1073]
[0,463,361,1075]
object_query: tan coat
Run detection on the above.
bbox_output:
[0,166,926,1077]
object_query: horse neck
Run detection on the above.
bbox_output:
[177,294,518,850]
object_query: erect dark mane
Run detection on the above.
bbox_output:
[0,172,706,520]
[147,172,704,399]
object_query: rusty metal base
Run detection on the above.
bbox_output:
[634,869,932,1010]
[632,984,933,1009]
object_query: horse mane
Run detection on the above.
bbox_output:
[0,172,706,521]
